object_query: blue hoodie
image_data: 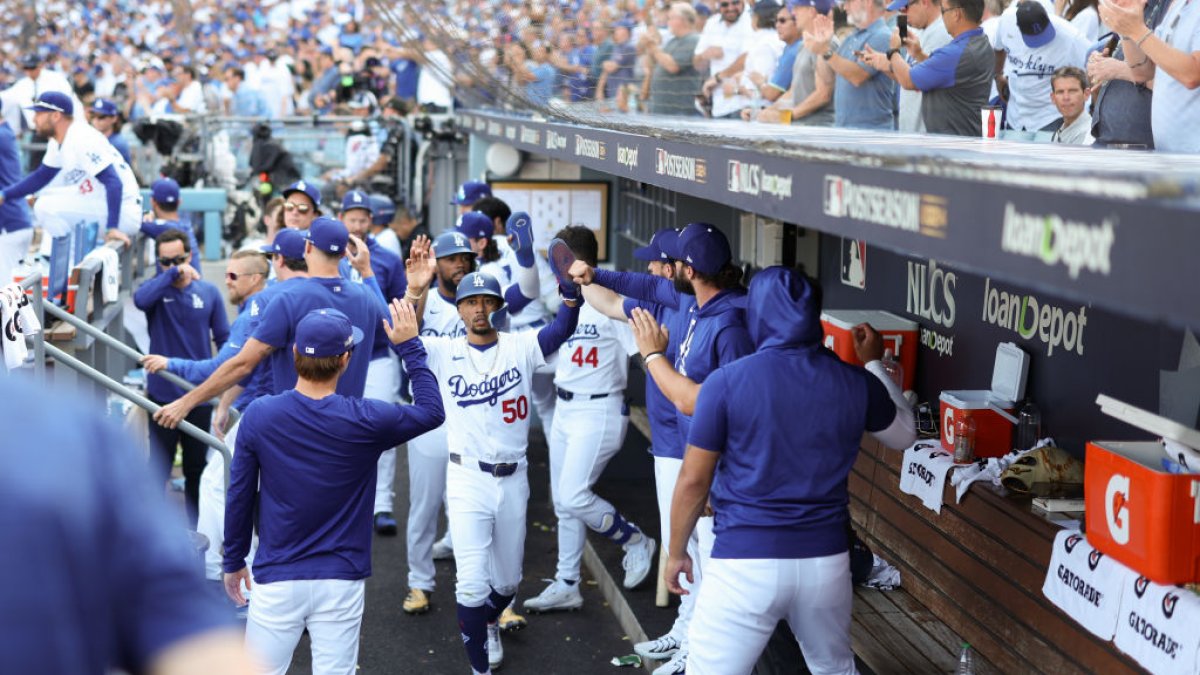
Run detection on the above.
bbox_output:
[688,267,896,560]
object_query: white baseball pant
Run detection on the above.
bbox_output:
[365,353,400,514]
[406,424,452,592]
[686,553,857,675]
[548,395,630,580]
[198,418,256,581]
[32,184,138,254]
[655,454,712,647]
[446,459,529,604]
[245,577,366,675]
[0,227,32,286]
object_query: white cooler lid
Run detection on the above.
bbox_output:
[991,342,1029,403]
[820,310,918,332]
[1096,394,1200,450]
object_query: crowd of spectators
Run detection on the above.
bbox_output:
[0,0,1196,155]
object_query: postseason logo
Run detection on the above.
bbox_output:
[726,160,793,199]
[574,134,607,160]
[823,175,947,238]
[655,148,707,183]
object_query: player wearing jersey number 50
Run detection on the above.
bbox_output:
[0,91,141,248]
[666,268,916,675]
[224,304,445,675]
[525,226,655,616]
[417,270,580,675]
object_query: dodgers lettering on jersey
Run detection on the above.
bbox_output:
[421,331,545,464]
[555,302,637,395]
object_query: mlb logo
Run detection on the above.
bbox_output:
[840,238,866,289]
[305,346,315,354]
[823,176,846,218]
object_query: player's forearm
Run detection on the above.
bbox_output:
[582,284,628,321]
[133,268,180,310]
[646,358,700,416]
[512,260,539,299]
[221,452,258,571]
[179,351,260,410]
[594,268,679,309]
[2,164,58,201]
[537,301,581,357]
[864,361,917,449]
[668,448,713,559]
[361,274,388,312]
[394,338,446,432]
[168,342,237,383]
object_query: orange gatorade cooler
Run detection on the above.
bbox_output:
[939,342,1029,458]
[1084,395,1200,585]
[820,310,918,391]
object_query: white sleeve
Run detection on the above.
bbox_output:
[614,319,639,357]
[864,360,917,451]
[512,258,539,300]
[420,336,447,376]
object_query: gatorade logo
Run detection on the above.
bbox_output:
[1087,549,1103,571]
[1135,576,1150,598]
[1105,474,1131,545]
[943,409,956,444]
[1064,533,1082,553]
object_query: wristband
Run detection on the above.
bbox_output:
[1135,30,1153,48]
[404,289,425,302]
[643,352,665,367]
[823,45,836,60]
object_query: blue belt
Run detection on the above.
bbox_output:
[556,387,611,402]
[450,452,519,477]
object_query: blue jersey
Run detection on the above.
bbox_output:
[140,218,202,269]
[0,379,229,674]
[250,275,386,397]
[0,123,31,234]
[689,267,895,560]
[168,293,271,411]
[133,268,230,401]
[224,338,444,583]
[624,295,688,459]
[392,58,420,99]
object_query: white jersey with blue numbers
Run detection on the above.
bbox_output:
[421,331,546,464]
[420,290,467,339]
[554,302,638,396]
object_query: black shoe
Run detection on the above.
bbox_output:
[374,512,398,536]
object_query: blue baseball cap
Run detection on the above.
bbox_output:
[694,2,713,16]
[451,180,492,206]
[790,0,836,11]
[456,271,505,308]
[885,0,910,10]
[676,223,732,275]
[294,308,363,358]
[634,228,681,262]
[282,180,321,207]
[432,231,474,259]
[1017,1,1057,48]
[369,194,396,226]
[260,228,308,259]
[26,91,73,115]
[90,97,119,116]
[151,177,180,207]
[307,217,349,254]
[456,211,493,240]
[340,189,373,214]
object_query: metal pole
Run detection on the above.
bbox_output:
[43,342,232,493]
[17,271,45,380]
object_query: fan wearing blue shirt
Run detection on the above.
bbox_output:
[153,218,388,432]
[802,0,897,129]
[335,189,411,536]
[224,305,445,675]
[224,66,273,118]
[134,228,231,526]
[568,223,753,672]
[664,267,916,675]
[141,178,202,269]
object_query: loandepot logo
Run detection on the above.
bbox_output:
[823,175,946,238]
[982,278,1088,357]
[1000,203,1115,279]
[546,130,567,150]
[726,160,793,199]
[617,144,639,169]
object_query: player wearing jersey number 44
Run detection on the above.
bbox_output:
[525,227,655,616]
[408,255,580,674]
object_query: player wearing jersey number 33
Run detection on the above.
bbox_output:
[404,230,581,673]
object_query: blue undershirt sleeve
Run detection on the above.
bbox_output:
[95,165,123,230]
[537,301,581,357]
[3,164,59,200]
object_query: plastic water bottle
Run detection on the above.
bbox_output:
[879,348,904,389]
[956,643,976,675]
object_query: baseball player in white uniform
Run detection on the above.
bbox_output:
[415,257,580,674]
[0,91,140,253]
[524,226,656,614]
[397,231,473,615]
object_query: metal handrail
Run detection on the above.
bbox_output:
[16,271,45,380]
[43,342,232,493]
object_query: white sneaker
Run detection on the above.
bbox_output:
[523,578,584,612]
[432,536,454,561]
[652,649,687,675]
[622,533,656,589]
[634,633,682,660]
[487,621,503,669]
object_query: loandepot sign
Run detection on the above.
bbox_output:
[1000,203,1115,279]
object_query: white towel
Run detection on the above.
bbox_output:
[899,442,956,514]
[1113,572,1200,674]
[950,437,1058,503]
[861,554,902,591]
[84,246,120,304]
[0,284,39,370]
[1041,529,1131,640]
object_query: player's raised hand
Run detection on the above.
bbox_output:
[568,260,595,285]
[664,552,694,595]
[405,237,436,292]
[630,307,669,358]
[346,234,373,275]
[384,298,419,344]
[105,229,131,248]
[506,211,536,267]
[141,354,169,373]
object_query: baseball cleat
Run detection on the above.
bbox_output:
[402,588,430,614]
[498,605,526,632]
[373,512,398,536]
[652,649,687,675]
[523,578,584,613]
[487,621,504,669]
[621,534,657,589]
[432,536,454,560]
[634,633,682,661]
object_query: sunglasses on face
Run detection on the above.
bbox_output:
[284,201,313,213]
[158,255,189,267]
[225,271,261,281]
